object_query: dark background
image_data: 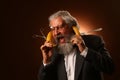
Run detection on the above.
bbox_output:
[2,0,120,80]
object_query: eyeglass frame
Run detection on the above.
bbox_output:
[49,22,67,31]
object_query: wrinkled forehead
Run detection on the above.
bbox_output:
[49,17,65,27]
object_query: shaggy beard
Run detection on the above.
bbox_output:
[58,42,73,55]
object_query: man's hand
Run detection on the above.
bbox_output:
[71,35,86,52]
[40,41,53,64]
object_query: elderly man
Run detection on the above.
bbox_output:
[38,11,114,80]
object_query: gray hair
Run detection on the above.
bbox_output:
[49,10,80,28]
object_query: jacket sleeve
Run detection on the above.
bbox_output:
[38,51,61,80]
[38,63,57,80]
[85,35,114,74]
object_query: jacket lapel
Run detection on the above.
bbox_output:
[53,46,67,80]
[57,55,67,80]
[75,49,85,80]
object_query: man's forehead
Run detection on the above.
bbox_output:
[49,17,64,26]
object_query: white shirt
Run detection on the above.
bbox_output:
[64,47,88,80]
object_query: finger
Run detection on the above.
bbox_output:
[71,39,78,45]
[40,45,45,50]
[44,42,53,47]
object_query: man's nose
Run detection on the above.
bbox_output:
[54,28,60,35]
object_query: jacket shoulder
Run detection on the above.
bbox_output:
[82,35,104,50]
[82,34,102,40]
[82,34,103,42]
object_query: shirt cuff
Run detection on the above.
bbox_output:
[80,47,88,57]
[43,62,51,66]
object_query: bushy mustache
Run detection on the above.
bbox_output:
[55,34,74,44]
[56,34,65,40]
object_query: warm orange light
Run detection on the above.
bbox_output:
[72,12,100,35]
[77,20,98,35]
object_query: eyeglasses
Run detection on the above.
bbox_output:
[50,23,67,31]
